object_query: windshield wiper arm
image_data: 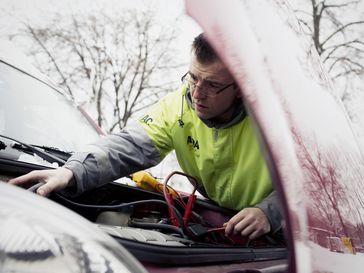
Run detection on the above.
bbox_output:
[0,134,66,166]
[31,144,72,161]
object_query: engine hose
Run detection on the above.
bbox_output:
[55,194,185,228]
[128,219,187,238]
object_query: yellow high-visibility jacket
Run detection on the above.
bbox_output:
[138,86,272,211]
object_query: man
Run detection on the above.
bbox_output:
[9,33,282,239]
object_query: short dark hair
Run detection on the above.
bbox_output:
[191,33,218,64]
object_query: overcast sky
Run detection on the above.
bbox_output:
[0,0,202,61]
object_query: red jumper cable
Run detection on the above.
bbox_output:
[163,171,198,228]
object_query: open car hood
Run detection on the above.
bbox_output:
[185,0,364,272]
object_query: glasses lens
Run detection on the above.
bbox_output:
[182,73,233,97]
[184,76,213,97]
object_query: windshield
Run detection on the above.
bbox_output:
[0,61,100,153]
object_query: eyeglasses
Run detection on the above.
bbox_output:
[181,72,236,97]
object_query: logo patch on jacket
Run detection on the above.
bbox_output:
[140,115,153,125]
[187,136,199,151]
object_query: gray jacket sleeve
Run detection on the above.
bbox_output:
[62,120,162,196]
[254,190,283,233]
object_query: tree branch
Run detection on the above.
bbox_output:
[321,21,364,47]
[24,24,74,99]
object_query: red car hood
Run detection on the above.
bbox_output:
[186,0,364,272]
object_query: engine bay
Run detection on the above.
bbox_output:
[52,171,287,253]
[0,167,288,265]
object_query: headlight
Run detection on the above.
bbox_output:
[0,182,147,273]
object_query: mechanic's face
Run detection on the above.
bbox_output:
[188,52,241,122]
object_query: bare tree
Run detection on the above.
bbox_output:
[293,0,364,102]
[291,126,351,237]
[17,8,182,132]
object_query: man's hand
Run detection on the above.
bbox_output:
[224,207,271,240]
[8,167,74,196]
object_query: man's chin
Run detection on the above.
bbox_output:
[195,110,211,120]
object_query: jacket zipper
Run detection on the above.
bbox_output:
[213,129,219,142]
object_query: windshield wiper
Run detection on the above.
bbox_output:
[31,144,72,161]
[0,134,66,166]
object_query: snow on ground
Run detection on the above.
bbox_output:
[309,241,364,272]
[295,240,364,272]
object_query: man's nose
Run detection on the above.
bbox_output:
[192,84,206,99]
